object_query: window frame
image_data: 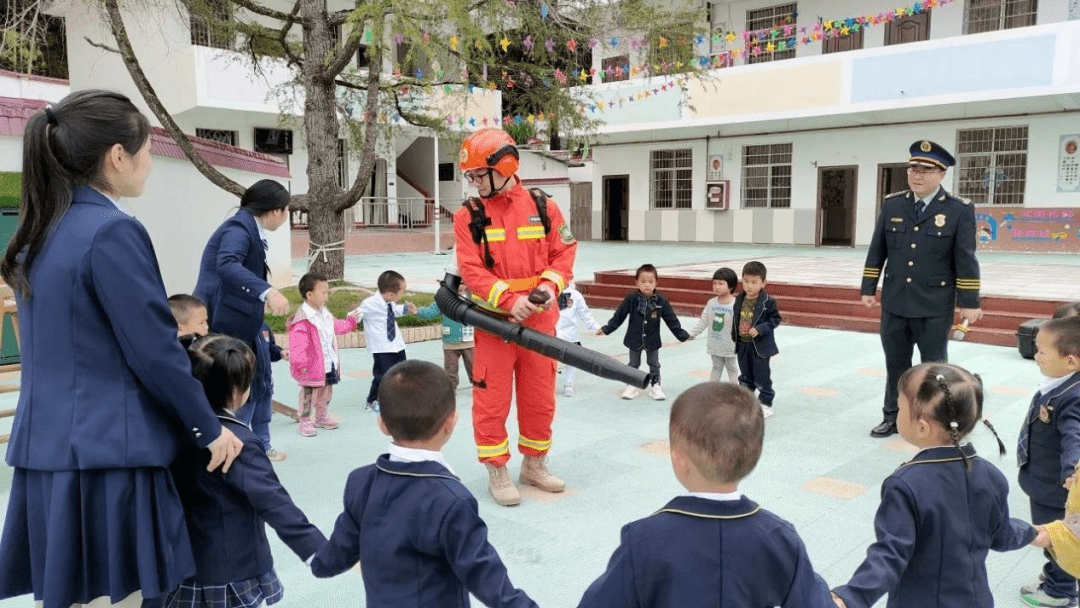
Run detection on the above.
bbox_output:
[741,143,793,209]
[963,0,1037,35]
[954,125,1029,206]
[195,128,239,147]
[189,0,233,50]
[649,149,694,210]
[745,3,798,64]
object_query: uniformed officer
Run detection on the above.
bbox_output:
[861,140,983,437]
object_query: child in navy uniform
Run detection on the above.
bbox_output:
[1017,316,1080,607]
[731,261,781,418]
[169,294,209,337]
[598,264,689,401]
[833,362,1044,608]
[167,334,327,608]
[311,360,538,608]
[577,382,834,608]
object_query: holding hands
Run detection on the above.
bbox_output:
[267,288,290,316]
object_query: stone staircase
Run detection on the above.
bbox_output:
[576,271,1061,349]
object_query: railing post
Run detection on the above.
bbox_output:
[433,133,441,254]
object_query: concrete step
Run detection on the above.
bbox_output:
[578,277,1040,349]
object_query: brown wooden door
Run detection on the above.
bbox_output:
[822,29,864,54]
[569,183,592,241]
[885,12,931,45]
[817,167,857,246]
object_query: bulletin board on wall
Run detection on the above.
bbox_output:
[975,207,1080,252]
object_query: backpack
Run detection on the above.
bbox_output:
[462,188,551,269]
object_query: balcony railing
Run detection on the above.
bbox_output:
[291,197,451,230]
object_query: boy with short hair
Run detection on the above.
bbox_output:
[354,270,418,413]
[732,261,781,419]
[1054,302,1080,319]
[311,360,539,608]
[1018,316,1080,607]
[576,382,833,608]
[168,293,209,337]
[688,267,739,382]
[598,264,689,401]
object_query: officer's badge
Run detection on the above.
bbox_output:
[650,310,660,319]
[920,141,932,152]
[890,217,904,223]
[557,222,575,244]
[934,214,946,228]
[1039,404,1052,423]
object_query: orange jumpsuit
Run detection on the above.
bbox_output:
[453,180,577,466]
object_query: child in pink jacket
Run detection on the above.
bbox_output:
[287,272,358,437]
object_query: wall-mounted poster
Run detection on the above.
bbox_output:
[706,181,729,210]
[1060,135,1080,193]
[708,155,723,181]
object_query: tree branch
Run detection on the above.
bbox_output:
[83,36,120,54]
[338,43,383,214]
[102,0,245,198]
[228,0,301,24]
[324,19,366,79]
[276,1,303,70]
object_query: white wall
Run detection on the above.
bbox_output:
[589,112,1080,246]
[125,157,293,296]
[0,73,69,103]
[0,139,21,172]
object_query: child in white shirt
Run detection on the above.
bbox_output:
[555,283,602,397]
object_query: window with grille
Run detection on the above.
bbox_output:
[955,126,1028,206]
[650,149,693,209]
[964,0,1037,34]
[196,129,238,146]
[647,22,695,71]
[741,144,792,208]
[189,0,232,49]
[602,55,629,82]
[746,3,797,64]
[337,139,348,190]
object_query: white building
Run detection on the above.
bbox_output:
[577,0,1080,252]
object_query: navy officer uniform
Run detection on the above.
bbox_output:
[311,455,538,608]
[576,495,834,608]
[833,444,1036,608]
[1016,371,1080,603]
[861,141,980,437]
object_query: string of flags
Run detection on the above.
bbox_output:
[368,0,955,124]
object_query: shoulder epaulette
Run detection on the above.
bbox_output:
[885,190,911,199]
[957,196,971,205]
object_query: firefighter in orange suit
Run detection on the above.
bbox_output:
[453,128,578,507]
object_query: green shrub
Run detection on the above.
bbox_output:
[265,286,441,333]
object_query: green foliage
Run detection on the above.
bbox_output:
[264,285,440,334]
[503,122,536,146]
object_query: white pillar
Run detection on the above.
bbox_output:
[433,133,441,252]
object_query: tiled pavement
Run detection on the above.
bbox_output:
[1,242,1077,607]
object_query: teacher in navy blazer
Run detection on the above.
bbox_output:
[194,179,291,461]
[0,91,243,608]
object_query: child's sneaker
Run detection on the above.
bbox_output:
[315,413,339,430]
[265,448,287,462]
[621,385,640,400]
[364,400,380,413]
[298,419,317,437]
[649,384,666,401]
[1020,584,1077,607]
[563,384,574,397]
[761,404,775,419]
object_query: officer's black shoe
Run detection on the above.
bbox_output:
[870,421,897,437]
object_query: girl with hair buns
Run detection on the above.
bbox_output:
[832,362,1046,608]
[0,90,242,608]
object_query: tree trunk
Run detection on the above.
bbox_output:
[301,0,345,279]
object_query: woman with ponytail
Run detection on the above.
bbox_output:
[0,90,242,608]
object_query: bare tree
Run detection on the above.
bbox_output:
[1,0,68,78]
[94,0,701,279]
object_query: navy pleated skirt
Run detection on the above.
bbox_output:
[0,466,195,608]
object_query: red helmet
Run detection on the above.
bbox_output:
[459,128,519,177]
